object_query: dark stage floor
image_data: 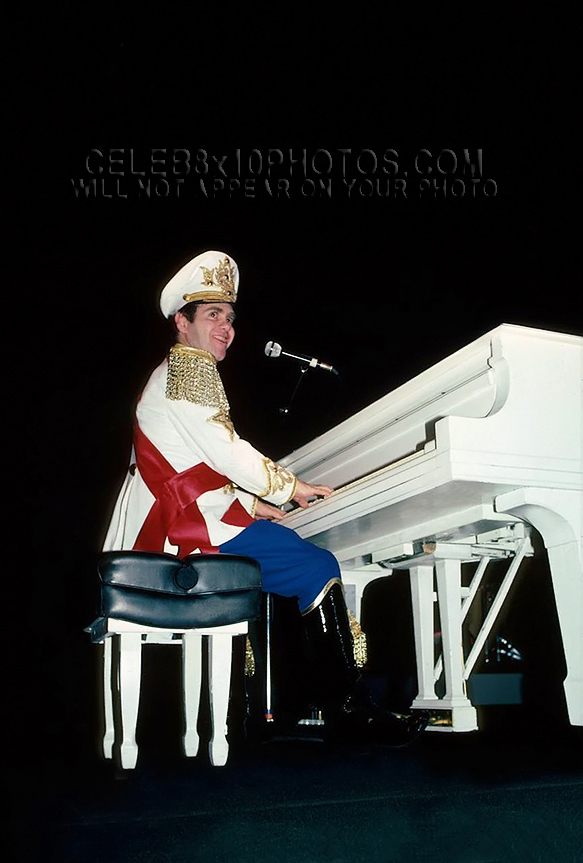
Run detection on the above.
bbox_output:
[8,713,583,863]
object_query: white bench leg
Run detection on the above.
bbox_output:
[102,637,115,759]
[207,634,232,767]
[182,633,203,757]
[117,632,142,769]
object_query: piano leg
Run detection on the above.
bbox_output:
[495,488,583,727]
[546,541,583,726]
[410,560,478,732]
[435,559,478,730]
[409,565,437,702]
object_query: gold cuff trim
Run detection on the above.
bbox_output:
[250,496,258,518]
[257,459,272,498]
[300,577,343,616]
[258,458,296,499]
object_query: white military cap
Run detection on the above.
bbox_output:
[159,250,239,317]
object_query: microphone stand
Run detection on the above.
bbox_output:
[278,365,310,418]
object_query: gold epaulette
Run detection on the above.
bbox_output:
[166,344,234,438]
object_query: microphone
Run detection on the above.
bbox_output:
[264,341,339,375]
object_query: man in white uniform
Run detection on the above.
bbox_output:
[104,250,428,745]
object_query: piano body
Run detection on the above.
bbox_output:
[279,324,582,731]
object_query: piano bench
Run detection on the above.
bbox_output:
[87,551,262,769]
[87,616,249,769]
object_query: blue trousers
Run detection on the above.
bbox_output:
[219,520,340,612]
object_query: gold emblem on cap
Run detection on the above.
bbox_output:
[183,256,236,303]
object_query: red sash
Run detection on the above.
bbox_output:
[132,421,253,556]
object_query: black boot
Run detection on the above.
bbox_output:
[302,580,429,746]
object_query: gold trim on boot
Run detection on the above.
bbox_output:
[300,577,343,617]
[348,611,368,668]
[244,636,256,677]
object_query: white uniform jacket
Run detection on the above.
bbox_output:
[103,345,298,556]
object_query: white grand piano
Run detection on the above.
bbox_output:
[279,324,582,732]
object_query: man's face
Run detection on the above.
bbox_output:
[175,303,235,361]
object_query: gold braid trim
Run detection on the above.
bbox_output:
[301,576,343,616]
[166,344,235,439]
